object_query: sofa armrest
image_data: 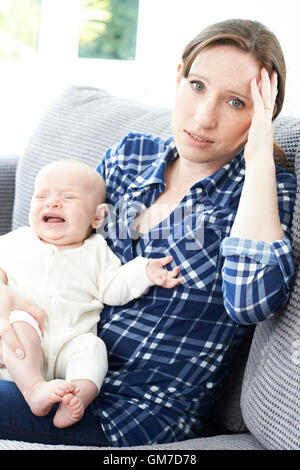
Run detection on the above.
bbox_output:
[0,156,19,235]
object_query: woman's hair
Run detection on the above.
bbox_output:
[181,19,286,165]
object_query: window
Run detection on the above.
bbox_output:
[0,0,41,58]
[0,0,141,155]
[78,0,139,60]
[0,0,139,61]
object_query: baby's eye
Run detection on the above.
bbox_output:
[33,194,46,199]
[191,81,204,92]
[64,194,77,199]
[228,98,245,109]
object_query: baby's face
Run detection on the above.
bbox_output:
[29,163,104,249]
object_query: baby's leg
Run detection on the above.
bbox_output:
[53,379,98,429]
[2,311,78,416]
[52,333,107,428]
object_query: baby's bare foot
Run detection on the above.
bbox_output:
[53,392,84,429]
[26,379,78,417]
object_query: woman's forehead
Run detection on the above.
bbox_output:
[190,44,260,85]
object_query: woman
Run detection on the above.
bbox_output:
[0,19,296,447]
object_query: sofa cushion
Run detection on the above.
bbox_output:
[11,86,300,437]
[0,432,265,450]
[0,156,18,236]
[241,138,300,450]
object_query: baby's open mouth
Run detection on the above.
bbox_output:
[43,216,65,223]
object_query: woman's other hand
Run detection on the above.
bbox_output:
[0,283,44,359]
[244,67,278,164]
[230,67,284,242]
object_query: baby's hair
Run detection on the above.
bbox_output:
[37,159,106,203]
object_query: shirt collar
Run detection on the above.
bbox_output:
[197,150,245,207]
[130,138,245,207]
[130,138,178,189]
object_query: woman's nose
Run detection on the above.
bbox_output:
[193,98,218,129]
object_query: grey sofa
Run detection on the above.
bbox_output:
[0,86,299,451]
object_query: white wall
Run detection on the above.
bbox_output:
[0,0,299,155]
[135,0,300,114]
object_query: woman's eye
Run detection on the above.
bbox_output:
[191,81,204,92]
[229,98,244,109]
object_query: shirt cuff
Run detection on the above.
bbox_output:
[220,236,292,266]
[128,256,155,295]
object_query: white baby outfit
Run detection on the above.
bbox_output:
[0,227,152,391]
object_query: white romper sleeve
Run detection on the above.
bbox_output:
[96,235,154,306]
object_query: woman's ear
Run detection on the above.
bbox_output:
[176,63,184,88]
[92,203,108,229]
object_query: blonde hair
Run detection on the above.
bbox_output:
[181,19,286,165]
[36,159,106,203]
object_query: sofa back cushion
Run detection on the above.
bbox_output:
[12,86,300,437]
[12,86,172,230]
[241,138,300,449]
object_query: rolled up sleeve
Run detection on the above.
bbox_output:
[220,236,295,324]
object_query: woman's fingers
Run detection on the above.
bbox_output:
[244,68,276,163]
[250,76,262,115]
[0,317,25,359]
[270,70,278,115]
[14,294,45,336]
[0,283,44,358]
[260,68,272,108]
[253,68,277,117]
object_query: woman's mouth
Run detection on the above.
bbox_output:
[185,130,214,145]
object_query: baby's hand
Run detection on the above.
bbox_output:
[146,255,184,288]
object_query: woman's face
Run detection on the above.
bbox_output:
[172,44,261,171]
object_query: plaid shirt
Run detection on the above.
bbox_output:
[92,133,296,447]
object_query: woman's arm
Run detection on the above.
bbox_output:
[222,68,296,324]
[230,68,283,242]
[221,236,295,324]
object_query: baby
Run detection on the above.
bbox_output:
[0,160,183,429]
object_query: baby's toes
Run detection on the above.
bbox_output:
[55,386,70,398]
[69,383,80,394]
[62,392,76,406]
[57,382,69,394]
[57,382,78,395]
[68,396,84,419]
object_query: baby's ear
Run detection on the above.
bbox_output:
[92,203,108,229]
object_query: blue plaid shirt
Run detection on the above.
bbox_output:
[92,133,296,447]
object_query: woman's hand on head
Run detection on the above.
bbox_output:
[244,67,278,164]
[0,283,44,359]
[146,256,184,288]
